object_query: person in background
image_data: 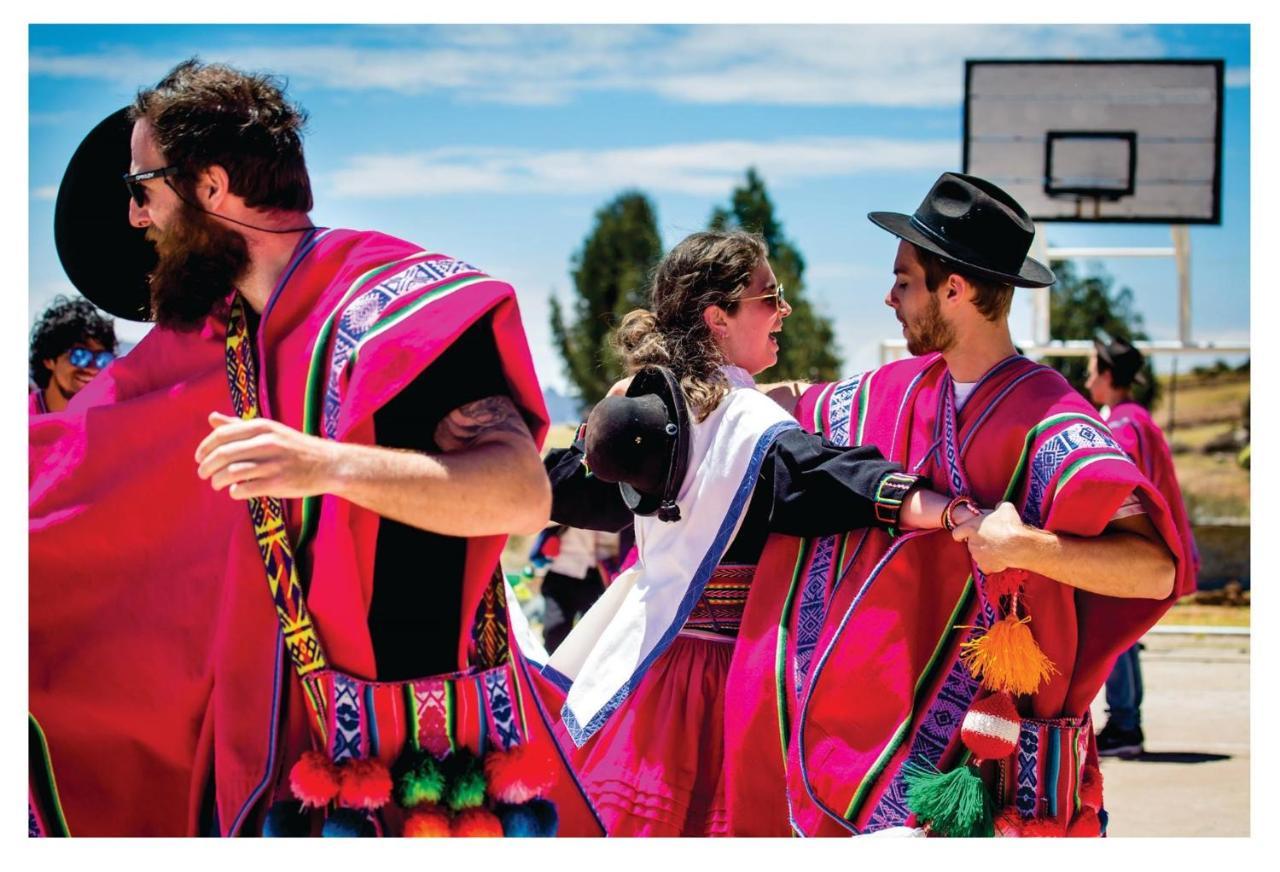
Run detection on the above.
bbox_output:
[1086,336,1201,757]
[536,525,621,653]
[29,294,117,414]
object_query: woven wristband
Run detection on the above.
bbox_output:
[874,472,919,525]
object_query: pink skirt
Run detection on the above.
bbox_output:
[568,631,734,836]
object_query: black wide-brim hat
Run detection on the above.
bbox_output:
[869,172,1055,289]
[1094,336,1149,386]
[54,107,157,321]
[584,366,691,522]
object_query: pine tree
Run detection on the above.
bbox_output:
[709,168,841,382]
[1045,259,1159,407]
[550,191,663,406]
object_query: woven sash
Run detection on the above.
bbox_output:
[225,294,330,741]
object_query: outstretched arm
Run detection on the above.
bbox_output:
[195,397,551,537]
[951,501,1175,599]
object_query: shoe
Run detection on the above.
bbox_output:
[1096,722,1144,758]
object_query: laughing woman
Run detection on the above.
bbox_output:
[540,230,963,836]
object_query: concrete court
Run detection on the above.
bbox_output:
[1089,631,1250,837]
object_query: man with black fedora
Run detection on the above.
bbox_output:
[730,173,1185,836]
[30,58,601,837]
[1086,336,1201,758]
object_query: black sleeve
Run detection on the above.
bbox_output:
[545,433,635,533]
[764,427,924,537]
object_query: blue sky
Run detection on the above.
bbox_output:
[28,23,1250,396]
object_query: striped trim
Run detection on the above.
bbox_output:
[28,714,70,837]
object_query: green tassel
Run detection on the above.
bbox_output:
[445,761,489,812]
[394,753,446,809]
[902,759,994,837]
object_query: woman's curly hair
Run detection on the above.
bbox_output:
[613,230,767,421]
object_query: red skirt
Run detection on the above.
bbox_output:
[568,631,734,836]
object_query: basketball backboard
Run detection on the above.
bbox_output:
[963,60,1223,224]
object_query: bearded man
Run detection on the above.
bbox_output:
[30,59,599,837]
[725,173,1184,836]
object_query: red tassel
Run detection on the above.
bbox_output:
[450,806,504,837]
[289,751,341,808]
[338,758,393,811]
[484,743,558,803]
[1068,807,1102,837]
[403,806,452,837]
[994,808,1025,837]
[983,568,1028,601]
[1021,817,1066,837]
[1079,763,1104,810]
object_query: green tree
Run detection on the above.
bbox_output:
[550,191,663,407]
[1045,259,1158,407]
[709,168,841,382]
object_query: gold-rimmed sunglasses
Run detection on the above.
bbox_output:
[736,285,786,309]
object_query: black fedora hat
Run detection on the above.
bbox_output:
[869,172,1054,288]
[54,107,157,321]
[1093,336,1149,387]
[584,366,691,522]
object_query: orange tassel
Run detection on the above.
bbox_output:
[958,613,1058,695]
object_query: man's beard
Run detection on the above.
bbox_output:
[904,291,956,356]
[147,199,250,331]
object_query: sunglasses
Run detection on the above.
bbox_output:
[737,285,787,309]
[66,346,116,369]
[123,166,181,208]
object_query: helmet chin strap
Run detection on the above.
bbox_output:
[164,178,314,234]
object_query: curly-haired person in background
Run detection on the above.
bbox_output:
[29,294,117,414]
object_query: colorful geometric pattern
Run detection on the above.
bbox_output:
[330,673,365,762]
[826,373,863,446]
[225,296,329,741]
[1022,421,1123,523]
[412,678,455,760]
[321,257,485,438]
[483,667,521,751]
[862,630,986,831]
[793,537,835,696]
[469,569,510,670]
[683,563,755,637]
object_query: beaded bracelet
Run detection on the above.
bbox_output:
[942,495,980,532]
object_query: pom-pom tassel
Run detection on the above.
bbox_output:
[495,799,559,837]
[403,806,452,837]
[485,744,558,803]
[451,806,504,837]
[263,799,312,837]
[394,749,447,809]
[442,752,489,812]
[338,759,393,811]
[321,807,377,837]
[1068,806,1102,837]
[959,613,1058,695]
[902,759,994,837]
[289,750,341,808]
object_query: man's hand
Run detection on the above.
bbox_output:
[950,501,1026,574]
[195,411,338,500]
[606,376,633,398]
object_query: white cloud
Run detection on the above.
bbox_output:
[1225,67,1250,88]
[29,24,1171,108]
[31,185,58,201]
[324,136,957,199]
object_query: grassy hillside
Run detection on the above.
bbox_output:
[1148,369,1250,521]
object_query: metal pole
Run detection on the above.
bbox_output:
[1173,225,1192,345]
[1031,223,1051,347]
[1168,356,1178,438]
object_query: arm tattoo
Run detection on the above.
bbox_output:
[435,395,532,452]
